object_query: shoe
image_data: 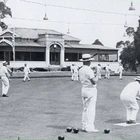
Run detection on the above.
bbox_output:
[130,120,136,124]
[126,120,136,124]
[2,94,8,97]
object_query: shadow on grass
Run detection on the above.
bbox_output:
[46,125,68,129]
[105,118,124,124]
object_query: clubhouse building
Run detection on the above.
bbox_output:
[0,27,119,71]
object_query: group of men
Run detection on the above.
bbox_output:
[78,54,140,133]
[0,56,139,134]
[0,61,31,97]
[71,61,124,82]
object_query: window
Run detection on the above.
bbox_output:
[0,51,4,60]
[31,52,45,61]
[99,54,118,62]
[15,52,45,61]
[109,54,118,62]
[16,52,30,61]
[65,53,81,61]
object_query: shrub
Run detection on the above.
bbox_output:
[61,66,71,71]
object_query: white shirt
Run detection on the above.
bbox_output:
[0,66,8,77]
[24,66,30,74]
[121,81,140,98]
[71,65,74,73]
[73,65,78,73]
[79,65,96,88]
[106,65,110,72]
[118,65,123,73]
[97,65,101,73]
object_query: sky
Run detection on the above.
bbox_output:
[2,0,140,48]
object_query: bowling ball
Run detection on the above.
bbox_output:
[73,128,79,133]
[104,129,110,134]
[58,135,65,140]
[66,127,72,132]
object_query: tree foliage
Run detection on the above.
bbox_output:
[0,1,12,30]
[116,41,124,48]
[126,27,135,36]
[134,19,140,65]
[120,45,137,71]
[118,22,140,72]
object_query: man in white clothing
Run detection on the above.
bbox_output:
[96,64,102,80]
[73,64,79,81]
[79,54,99,133]
[23,63,30,82]
[70,64,74,81]
[105,64,111,79]
[120,76,140,124]
[118,64,124,79]
[0,61,10,97]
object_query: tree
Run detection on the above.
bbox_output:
[134,19,140,65]
[0,1,12,30]
[126,27,135,37]
[120,45,137,71]
[116,41,124,48]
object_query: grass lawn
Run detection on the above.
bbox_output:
[0,76,140,140]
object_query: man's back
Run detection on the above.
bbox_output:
[121,81,140,97]
[79,65,95,88]
[0,66,7,77]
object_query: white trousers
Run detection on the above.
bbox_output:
[105,71,110,79]
[96,72,101,80]
[120,95,139,121]
[119,72,123,79]
[81,87,97,131]
[23,73,30,81]
[71,72,74,80]
[73,72,78,81]
[1,76,10,95]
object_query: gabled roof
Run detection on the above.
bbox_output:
[0,29,18,37]
[6,28,80,41]
[0,38,13,47]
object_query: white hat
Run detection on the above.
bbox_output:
[80,54,94,62]
[135,76,140,81]
[2,61,8,65]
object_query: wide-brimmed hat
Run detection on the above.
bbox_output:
[135,76,140,81]
[80,54,94,62]
[2,61,8,65]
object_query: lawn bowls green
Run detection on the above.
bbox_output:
[58,135,65,140]
[104,129,110,134]
[66,127,72,132]
[73,128,79,133]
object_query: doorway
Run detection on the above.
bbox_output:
[50,44,61,65]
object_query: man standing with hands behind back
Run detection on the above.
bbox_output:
[79,54,99,133]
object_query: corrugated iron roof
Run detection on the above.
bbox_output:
[63,34,80,41]
[9,27,61,39]
[65,43,118,50]
[15,41,45,47]
[7,27,81,41]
